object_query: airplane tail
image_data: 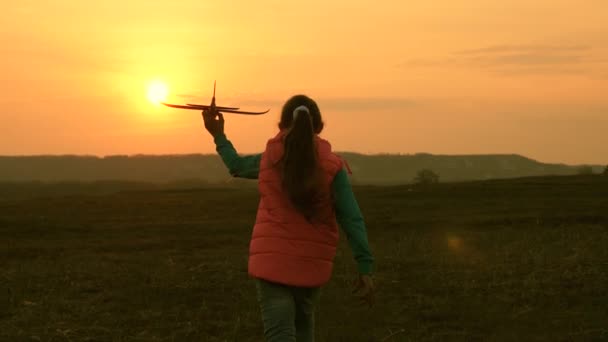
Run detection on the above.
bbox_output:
[212,80,216,107]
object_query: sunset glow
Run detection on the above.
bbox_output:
[147,81,169,105]
[0,1,606,164]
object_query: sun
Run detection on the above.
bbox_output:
[147,80,169,105]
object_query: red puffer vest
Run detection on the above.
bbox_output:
[248,130,344,287]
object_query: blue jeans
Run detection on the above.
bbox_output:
[255,278,322,342]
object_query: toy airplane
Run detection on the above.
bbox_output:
[162,81,269,115]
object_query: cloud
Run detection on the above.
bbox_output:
[597,72,608,80]
[461,45,589,68]
[264,97,416,112]
[455,45,591,55]
[490,65,587,77]
[176,94,200,100]
[473,53,583,66]
[403,43,607,77]
[317,97,416,111]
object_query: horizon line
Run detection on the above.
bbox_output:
[0,153,604,167]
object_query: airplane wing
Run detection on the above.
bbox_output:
[186,103,240,110]
[162,103,202,110]
[218,108,270,115]
[163,103,269,115]
[162,103,240,110]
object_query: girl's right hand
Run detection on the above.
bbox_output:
[202,109,224,137]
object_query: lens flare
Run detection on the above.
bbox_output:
[447,235,463,251]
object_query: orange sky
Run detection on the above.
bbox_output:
[1,1,607,164]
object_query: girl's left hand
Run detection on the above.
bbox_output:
[353,274,375,308]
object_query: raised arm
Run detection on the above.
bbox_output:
[202,110,261,179]
[214,133,261,179]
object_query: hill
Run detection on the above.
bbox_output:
[0,154,603,185]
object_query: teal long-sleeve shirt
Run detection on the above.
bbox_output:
[213,133,374,275]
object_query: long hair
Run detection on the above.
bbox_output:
[278,95,326,221]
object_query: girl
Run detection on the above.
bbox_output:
[202,94,374,342]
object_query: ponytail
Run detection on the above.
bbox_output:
[281,105,324,221]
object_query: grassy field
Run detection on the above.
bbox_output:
[1,175,607,341]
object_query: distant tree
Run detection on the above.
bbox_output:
[604,165,608,176]
[413,169,440,185]
[576,165,594,175]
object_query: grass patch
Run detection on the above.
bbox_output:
[1,175,607,341]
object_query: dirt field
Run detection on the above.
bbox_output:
[1,175,607,341]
